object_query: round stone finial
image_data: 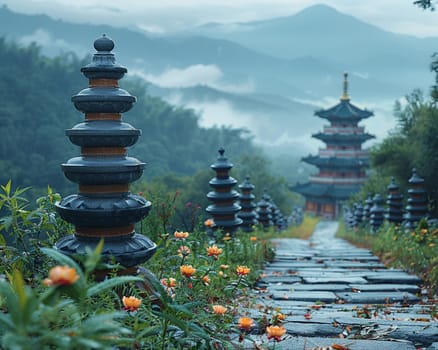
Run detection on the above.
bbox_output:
[218,147,225,157]
[94,34,115,52]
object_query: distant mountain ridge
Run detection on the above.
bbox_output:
[0,4,436,154]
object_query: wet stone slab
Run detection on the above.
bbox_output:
[257,275,302,284]
[365,272,423,284]
[271,290,338,303]
[336,291,421,304]
[349,283,421,293]
[324,261,386,269]
[268,283,351,292]
[303,276,368,284]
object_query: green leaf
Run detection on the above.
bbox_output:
[86,276,143,298]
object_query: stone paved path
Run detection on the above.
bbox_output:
[248,221,438,349]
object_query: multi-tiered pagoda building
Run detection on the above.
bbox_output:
[292,73,374,219]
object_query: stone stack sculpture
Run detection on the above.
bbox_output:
[256,190,273,229]
[55,35,156,268]
[404,168,428,228]
[386,177,404,224]
[206,148,242,235]
[370,194,385,232]
[237,176,258,232]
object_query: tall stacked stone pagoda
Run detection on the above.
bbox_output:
[292,73,375,219]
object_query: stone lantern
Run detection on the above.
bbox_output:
[256,190,273,229]
[362,194,373,224]
[237,176,257,232]
[54,35,156,268]
[386,177,404,224]
[404,168,428,228]
[353,202,363,226]
[206,148,242,235]
[370,194,385,232]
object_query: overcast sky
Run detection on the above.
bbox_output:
[3,0,438,37]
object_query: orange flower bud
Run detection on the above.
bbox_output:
[180,264,196,278]
[266,325,286,341]
[122,296,142,312]
[202,275,210,285]
[236,265,250,276]
[207,244,223,257]
[174,231,189,239]
[204,219,214,228]
[45,265,80,286]
[238,317,254,331]
[212,304,227,315]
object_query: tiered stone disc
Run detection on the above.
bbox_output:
[55,35,156,267]
[386,177,404,224]
[362,194,373,224]
[404,168,428,228]
[256,190,273,229]
[237,176,257,232]
[206,148,242,234]
[353,202,363,226]
[370,194,385,232]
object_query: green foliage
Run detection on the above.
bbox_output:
[370,90,438,215]
[0,180,72,277]
[0,246,143,350]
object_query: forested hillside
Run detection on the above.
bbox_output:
[0,38,257,202]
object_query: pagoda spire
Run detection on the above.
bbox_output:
[340,72,350,101]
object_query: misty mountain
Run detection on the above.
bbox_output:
[192,4,437,91]
[0,4,435,152]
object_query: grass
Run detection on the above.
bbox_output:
[260,215,321,240]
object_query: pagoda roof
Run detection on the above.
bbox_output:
[315,99,373,121]
[302,155,369,168]
[291,182,362,200]
[312,132,375,143]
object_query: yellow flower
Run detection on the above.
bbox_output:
[212,304,227,315]
[44,265,80,286]
[122,296,142,312]
[266,325,286,341]
[174,231,189,239]
[236,265,250,276]
[180,265,196,278]
[220,264,229,270]
[429,243,436,248]
[207,244,223,258]
[250,236,257,241]
[204,219,215,227]
[238,317,254,331]
[202,275,210,285]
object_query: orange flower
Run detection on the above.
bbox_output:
[178,245,191,257]
[180,265,196,278]
[266,325,286,341]
[223,233,231,241]
[238,317,254,331]
[275,313,286,321]
[122,296,142,312]
[204,219,215,227]
[161,277,177,288]
[236,265,250,276]
[44,265,80,286]
[250,236,257,241]
[174,231,189,239]
[212,304,227,315]
[202,275,210,285]
[207,244,223,258]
